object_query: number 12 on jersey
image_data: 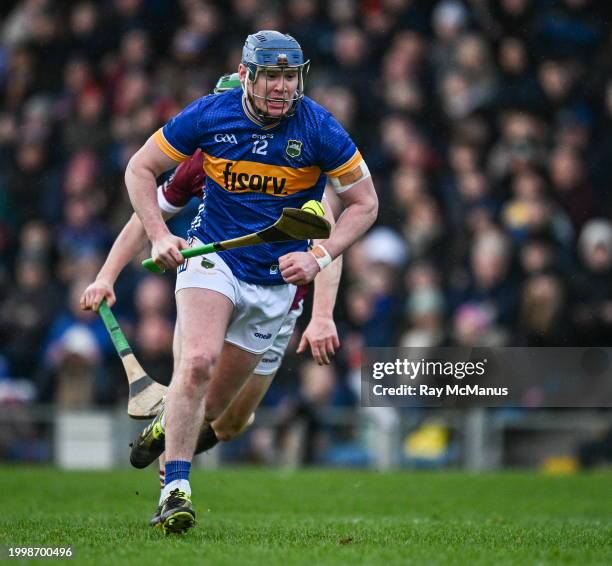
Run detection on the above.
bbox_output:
[252,140,268,155]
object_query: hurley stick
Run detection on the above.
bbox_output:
[142,207,330,273]
[98,300,166,419]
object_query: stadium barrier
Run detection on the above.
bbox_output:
[0,406,610,470]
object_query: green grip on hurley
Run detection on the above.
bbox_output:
[141,258,164,274]
[141,242,219,273]
[98,300,132,356]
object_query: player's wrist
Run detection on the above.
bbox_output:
[309,244,332,271]
[148,222,172,243]
[311,312,334,321]
[95,273,117,287]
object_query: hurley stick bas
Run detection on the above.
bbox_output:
[98,300,166,419]
[142,207,331,273]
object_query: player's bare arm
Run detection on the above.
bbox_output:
[298,259,342,365]
[125,136,189,270]
[82,149,203,311]
[80,213,148,311]
[297,196,342,365]
[322,176,378,257]
[80,208,180,311]
[279,176,377,286]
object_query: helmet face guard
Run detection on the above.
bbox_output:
[243,61,310,120]
[242,31,310,121]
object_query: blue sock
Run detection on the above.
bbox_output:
[165,460,191,485]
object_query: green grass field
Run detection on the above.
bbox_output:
[1,467,611,565]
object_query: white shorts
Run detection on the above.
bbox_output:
[254,301,303,375]
[175,246,297,355]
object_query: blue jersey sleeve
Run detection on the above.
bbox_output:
[154,97,205,162]
[317,114,360,176]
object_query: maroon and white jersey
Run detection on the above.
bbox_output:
[157,149,205,214]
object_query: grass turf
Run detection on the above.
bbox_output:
[1,467,611,565]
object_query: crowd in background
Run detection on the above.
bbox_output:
[0,0,611,461]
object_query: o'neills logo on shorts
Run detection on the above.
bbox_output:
[254,332,272,340]
[223,162,287,195]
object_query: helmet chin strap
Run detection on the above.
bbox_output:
[241,69,299,124]
[244,88,287,125]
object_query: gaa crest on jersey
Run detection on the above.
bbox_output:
[285,139,302,158]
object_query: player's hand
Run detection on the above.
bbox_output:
[297,316,340,365]
[151,233,189,270]
[279,251,320,285]
[80,280,116,311]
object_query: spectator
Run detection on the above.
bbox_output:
[518,273,571,345]
[548,145,595,231]
[0,257,61,378]
[134,313,174,387]
[38,278,113,403]
[450,229,518,338]
[401,262,446,347]
[570,219,612,345]
[0,0,609,419]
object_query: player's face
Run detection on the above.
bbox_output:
[252,68,299,117]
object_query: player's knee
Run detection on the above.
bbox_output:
[214,428,237,442]
[202,411,219,426]
[213,413,255,442]
[214,421,243,441]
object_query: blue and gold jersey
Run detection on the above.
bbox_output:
[154,88,360,285]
